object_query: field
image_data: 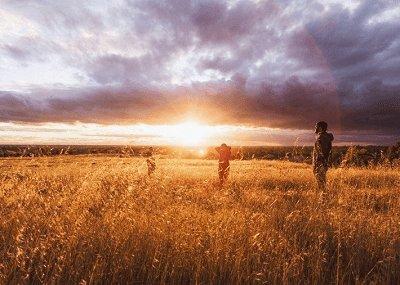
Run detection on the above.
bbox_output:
[1,156,399,284]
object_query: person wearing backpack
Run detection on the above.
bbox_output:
[313,121,334,192]
[215,143,232,185]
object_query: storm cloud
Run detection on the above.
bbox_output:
[0,0,399,141]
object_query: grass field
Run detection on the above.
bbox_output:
[1,156,399,284]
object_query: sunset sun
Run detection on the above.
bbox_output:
[163,121,211,146]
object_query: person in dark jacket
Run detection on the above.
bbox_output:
[313,121,334,191]
[215,143,231,185]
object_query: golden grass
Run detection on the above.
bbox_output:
[0,156,399,284]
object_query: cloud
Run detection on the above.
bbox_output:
[84,54,167,85]
[0,77,399,136]
[0,36,59,63]
[0,0,399,142]
[305,1,400,85]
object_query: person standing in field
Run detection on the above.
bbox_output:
[145,147,156,176]
[215,143,231,185]
[313,121,334,191]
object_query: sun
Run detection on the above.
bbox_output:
[165,120,211,146]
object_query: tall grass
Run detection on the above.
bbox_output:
[0,156,399,284]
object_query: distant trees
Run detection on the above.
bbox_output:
[0,142,399,167]
[340,143,400,167]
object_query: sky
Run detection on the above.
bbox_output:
[0,0,399,146]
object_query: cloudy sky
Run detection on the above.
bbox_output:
[0,0,399,146]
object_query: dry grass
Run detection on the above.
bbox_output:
[0,156,399,284]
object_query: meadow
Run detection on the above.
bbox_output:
[0,156,399,284]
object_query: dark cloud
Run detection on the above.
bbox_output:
[85,54,169,85]
[305,1,400,85]
[0,36,59,63]
[190,0,275,45]
[0,78,399,137]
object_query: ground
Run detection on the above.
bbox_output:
[1,156,399,284]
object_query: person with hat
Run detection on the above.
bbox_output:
[313,121,334,192]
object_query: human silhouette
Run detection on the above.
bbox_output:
[145,147,156,176]
[215,143,231,185]
[312,121,334,191]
